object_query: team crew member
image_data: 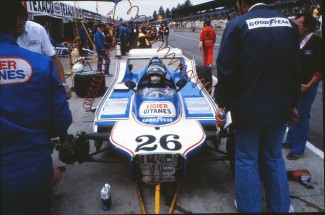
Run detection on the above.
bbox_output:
[119,22,130,55]
[215,0,300,212]
[137,26,151,48]
[0,1,72,214]
[283,13,324,160]
[17,20,72,99]
[95,23,112,77]
[199,20,216,67]
[161,22,169,47]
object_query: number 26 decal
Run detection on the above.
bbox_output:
[135,134,182,152]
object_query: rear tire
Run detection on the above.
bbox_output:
[94,140,103,152]
[74,132,90,163]
[58,134,76,164]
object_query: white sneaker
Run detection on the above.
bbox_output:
[234,199,237,209]
[289,204,295,213]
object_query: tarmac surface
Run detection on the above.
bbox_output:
[52,36,324,214]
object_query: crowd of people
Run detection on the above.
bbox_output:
[73,21,170,75]
[1,0,323,214]
[75,21,171,55]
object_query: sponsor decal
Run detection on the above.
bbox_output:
[142,117,173,123]
[24,40,40,47]
[0,58,33,85]
[139,101,176,118]
[246,17,292,29]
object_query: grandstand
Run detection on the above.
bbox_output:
[170,0,321,35]
[172,0,319,21]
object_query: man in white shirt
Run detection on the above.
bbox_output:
[17,20,71,99]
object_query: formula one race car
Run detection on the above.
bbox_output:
[56,48,234,183]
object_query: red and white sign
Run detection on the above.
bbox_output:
[0,57,33,85]
[139,102,176,118]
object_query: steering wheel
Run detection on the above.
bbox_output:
[147,90,166,97]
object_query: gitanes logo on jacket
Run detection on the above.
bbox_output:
[0,57,33,85]
[246,17,292,29]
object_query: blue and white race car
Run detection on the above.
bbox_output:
[57,48,234,183]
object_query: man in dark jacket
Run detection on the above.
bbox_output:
[283,13,324,159]
[119,22,130,56]
[215,0,300,212]
[0,1,72,214]
[161,22,169,47]
[95,23,111,76]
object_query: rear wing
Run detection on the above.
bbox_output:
[128,48,183,59]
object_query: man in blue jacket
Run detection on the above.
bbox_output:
[119,22,130,56]
[95,23,111,76]
[0,1,72,214]
[215,0,300,213]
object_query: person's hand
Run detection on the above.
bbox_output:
[289,106,299,125]
[64,84,72,99]
[215,107,226,128]
[301,84,309,93]
[199,43,202,51]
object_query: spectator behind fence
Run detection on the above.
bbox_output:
[215,0,300,213]
[0,1,72,214]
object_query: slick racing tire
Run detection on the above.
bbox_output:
[58,134,77,165]
[74,132,90,163]
[74,71,106,98]
[196,65,212,93]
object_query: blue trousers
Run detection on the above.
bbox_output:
[1,156,53,215]
[97,51,110,75]
[285,82,319,154]
[163,35,169,47]
[235,123,290,212]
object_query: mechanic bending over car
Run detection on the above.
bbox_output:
[0,1,72,214]
[215,0,300,213]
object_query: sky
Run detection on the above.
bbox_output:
[65,0,210,20]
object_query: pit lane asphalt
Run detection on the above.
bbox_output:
[52,37,324,214]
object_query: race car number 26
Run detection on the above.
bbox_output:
[135,134,181,152]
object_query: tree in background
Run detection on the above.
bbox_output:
[153,10,158,19]
[154,0,193,20]
[159,6,165,18]
[165,8,171,18]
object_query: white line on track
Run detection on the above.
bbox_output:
[306,141,324,159]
